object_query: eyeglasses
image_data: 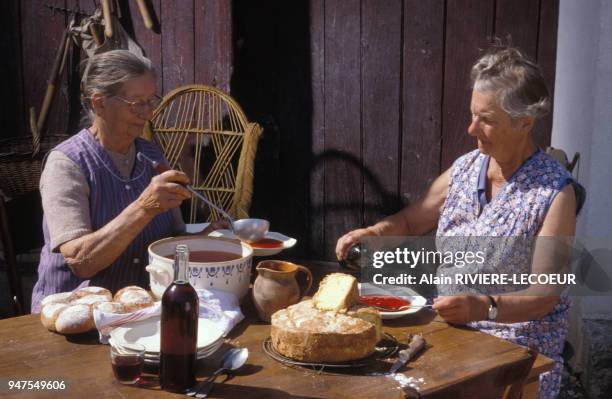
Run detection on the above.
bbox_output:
[112,94,162,114]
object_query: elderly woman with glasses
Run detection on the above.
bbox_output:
[336,47,584,398]
[31,50,226,312]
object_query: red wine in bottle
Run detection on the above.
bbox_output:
[160,244,199,392]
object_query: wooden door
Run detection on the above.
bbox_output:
[233,0,559,260]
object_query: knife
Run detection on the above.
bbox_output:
[389,335,426,374]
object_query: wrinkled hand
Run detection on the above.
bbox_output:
[202,219,232,235]
[137,170,192,215]
[432,295,489,325]
[335,228,371,261]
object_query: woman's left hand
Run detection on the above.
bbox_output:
[432,295,489,325]
[201,219,232,235]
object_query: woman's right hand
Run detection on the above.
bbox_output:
[137,170,192,215]
[335,228,371,261]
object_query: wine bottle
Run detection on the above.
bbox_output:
[160,244,199,392]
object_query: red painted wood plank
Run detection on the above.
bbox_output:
[0,0,25,138]
[535,0,559,148]
[129,0,163,94]
[161,0,195,93]
[495,0,540,58]
[401,0,445,206]
[194,0,232,91]
[361,0,402,225]
[21,0,70,136]
[496,0,549,147]
[441,0,495,170]
[310,0,326,258]
[324,0,362,259]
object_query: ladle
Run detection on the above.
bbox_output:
[137,152,268,242]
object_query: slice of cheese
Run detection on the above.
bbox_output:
[313,273,359,313]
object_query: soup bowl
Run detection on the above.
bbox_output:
[146,236,253,299]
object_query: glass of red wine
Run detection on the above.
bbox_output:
[110,342,145,385]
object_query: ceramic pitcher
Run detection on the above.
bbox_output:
[252,260,313,322]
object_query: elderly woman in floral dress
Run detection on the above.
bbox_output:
[336,47,584,398]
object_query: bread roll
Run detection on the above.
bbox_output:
[40,292,75,307]
[40,285,154,334]
[55,304,95,334]
[114,286,154,312]
[40,303,68,332]
[94,301,127,314]
[73,294,112,307]
[74,286,112,299]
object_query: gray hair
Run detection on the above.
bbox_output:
[471,47,550,120]
[81,50,155,124]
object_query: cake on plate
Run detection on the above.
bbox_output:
[270,273,382,362]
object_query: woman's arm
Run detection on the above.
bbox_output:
[433,184,577,324]
[40,152,93,252]
[335,167,451,260]
[59,170,192,279]
[493,183,577,322]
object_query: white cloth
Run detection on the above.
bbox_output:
[94,289,244,344]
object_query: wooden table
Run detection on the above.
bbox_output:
[0,262,553,398]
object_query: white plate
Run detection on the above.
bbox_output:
[143,337,224,355]
[208,230,297,257]
[143,340,224,364]
[375,295,427,319]
[144,346,222,365]
[185,223,297,256]
[143,337,223,357]
[110,316,224,353]
[358,283,427,320]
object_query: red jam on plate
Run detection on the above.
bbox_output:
[359,295,411,311]
[249,238,284,249]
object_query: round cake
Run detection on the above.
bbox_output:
[270,299,379,362]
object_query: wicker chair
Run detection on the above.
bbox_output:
[1,134,68,316]
[144,85,262,223]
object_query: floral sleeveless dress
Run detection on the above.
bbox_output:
[436,149,578,399]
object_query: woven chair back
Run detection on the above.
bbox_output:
[145,85,262,223]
